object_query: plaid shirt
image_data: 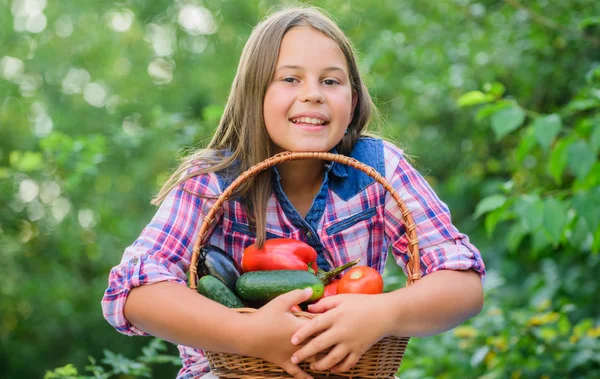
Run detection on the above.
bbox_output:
[101,137,485,378]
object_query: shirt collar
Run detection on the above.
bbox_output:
[326,146,348,178]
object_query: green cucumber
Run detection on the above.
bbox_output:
[197,275,244,308]
[235,270,324,304]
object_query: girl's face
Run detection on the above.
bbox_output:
[263,26,356,154]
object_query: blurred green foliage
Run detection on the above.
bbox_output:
[1,0,599,378]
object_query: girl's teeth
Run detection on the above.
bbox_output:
[293,117,324,125]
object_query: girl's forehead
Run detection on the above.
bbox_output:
[276,26,348,72]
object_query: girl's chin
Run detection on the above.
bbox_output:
[272,143,333,153]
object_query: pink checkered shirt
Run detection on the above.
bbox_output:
[101,138,485,378]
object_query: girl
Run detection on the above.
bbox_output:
[102,6,485,379]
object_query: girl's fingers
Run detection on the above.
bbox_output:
[291,329,336,364]
[330,352,361,373]
[291,313,333,346]
[309,344,350,372]
[306,296,343,313]
[271,288,313,311]
[281,361,313,379]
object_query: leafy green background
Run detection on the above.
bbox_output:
[1,0,599,378]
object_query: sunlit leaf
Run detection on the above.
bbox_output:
[491,105,526,140]
[457,91,491,107]
[580,16,600,29]
[585,64,600,84]
[567,139,595,180]
[470,346,490,367]
[542,198,568,246]
[515,126,536,163]
[548,139,569,185]
[484,207,513,237]
[514,195,544,232]
[532,114,562,150]
[563,99,599,114]
[572,188,600,232]
[590,122,600,154]
[475,101,510,122]
[532,228,552,253]
[474,194,507,219]
[483,82,506,98]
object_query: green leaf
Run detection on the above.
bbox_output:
[457,91,492,107]
[580,16,600,29]
[483,82,505,98]
[475,101,510,122]
[491,105,526,140]
[514,195,544,232]
[43,364,79,379]
[572,188,600,232]
[563,99,599,115]
[542,198,568,246]
[532,114,562,150]
[548,139,569,185]
[515,126,537,163]
[532,228,552,253]
[474,194,507,219]
[586,65,600,84]
[484,207,514,237]
[570,217,591,249]
[590,122,600,155]
[507,224,527,252]
[567,139,595,180]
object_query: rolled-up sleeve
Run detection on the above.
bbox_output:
[101,168,221,336]
[382,141,486,282]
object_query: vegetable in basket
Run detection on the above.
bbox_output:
[196,275,245,308]
[234,258,361,305]
[337,265,384,294]
[197,245,243,292]
[242,238,319,273]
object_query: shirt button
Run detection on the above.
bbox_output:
[132,257,139,265]
[306,231,313,238]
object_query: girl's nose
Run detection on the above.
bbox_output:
[299,82,325,104]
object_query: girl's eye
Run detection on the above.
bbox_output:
[282,77,297,83]
[323,79,339,86]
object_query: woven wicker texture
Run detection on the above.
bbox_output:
[188,151,421,378]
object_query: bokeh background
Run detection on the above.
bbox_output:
[1,0,599,378]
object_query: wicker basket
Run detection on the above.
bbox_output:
[188,151,422,379]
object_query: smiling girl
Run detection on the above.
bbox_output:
[102,7,485,379]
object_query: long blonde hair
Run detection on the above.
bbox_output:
[153,6,378,246]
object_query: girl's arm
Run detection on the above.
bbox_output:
[124,281,317,379]
[380,268,483,337]
[124,281,248,354]
[289,269,483,373]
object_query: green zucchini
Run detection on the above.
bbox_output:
[235,270,324,304]
[197,275,245,308]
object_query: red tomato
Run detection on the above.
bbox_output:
[337,266,383,294]
[324,279,340,297]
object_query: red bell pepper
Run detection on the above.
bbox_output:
[242,238,319,273]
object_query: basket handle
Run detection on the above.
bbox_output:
[189,151,422,290]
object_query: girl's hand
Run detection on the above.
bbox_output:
[289,294,389,373]
[241,288,316,379]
